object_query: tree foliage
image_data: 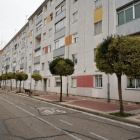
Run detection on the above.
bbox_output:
[31,74,42,81]
[49,58,74,102]
[95,35,140,115]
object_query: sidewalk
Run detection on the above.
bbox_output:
[2,86,140,126]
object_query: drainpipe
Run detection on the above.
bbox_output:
[107,0,110,103]
[66,0,71,97]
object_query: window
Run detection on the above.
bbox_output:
[55,18,65,32]
[73,11,78,22]
[50,13,53,21]
[37,10,42,18]
[72,54,77,65]
[47,61,50,69]
[48,45,51,53]
[49,28,52,36]
[94,75,102,88]
[31,30,33,36]
[30,42,32,48]
[127,77,140,89]
[95,0,102,10]
[72,78,77,88]
[117,1,140,25]
[56,9,61,16]
[135,1,140,18]
[94,21,102,35]
[43,33,46,40]
[29,54,31,60]
[29,66,31,73]
[44,4,47,12]
[55,37,65,49]
[42,63,44,71]
[36,23,42,32]
[50,0,53,6]
[44,18,47,26]
[42,47,45,55]
[72,33,78,43]
[55,78,61,87]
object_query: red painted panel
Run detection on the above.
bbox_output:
[45,46,48,54]
[77,75,94,88]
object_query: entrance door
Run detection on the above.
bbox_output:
[44,79,47,92]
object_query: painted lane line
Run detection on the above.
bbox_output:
[30,107,36,110]
[60,120,73,126]
[8,93,140,129]
[90,132,109,140]
[0,97,81,140]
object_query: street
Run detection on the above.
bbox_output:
[0,90,140,140]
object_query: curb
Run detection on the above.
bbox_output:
[1,89,140,127]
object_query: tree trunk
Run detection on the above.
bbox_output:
[5,80,6,89]
[10,79,12,91]
[3,81,5,89]
[117,75,124,115]
[19,81,21,93]
[60,76,62,102]
[0,82,1,88]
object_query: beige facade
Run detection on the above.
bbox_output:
[1,0,140,102]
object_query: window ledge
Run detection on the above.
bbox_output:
[125,88,140,90]
[94,87,102,89]
[73,20,78,24]
[71,87,77,88]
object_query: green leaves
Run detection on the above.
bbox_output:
[31,74,42,81]
[15,72,27,81]
[2,74,8,81]
[55,60,74,76]
[95,35,140,78]
[7,72,15,80]
[49,58,74,76]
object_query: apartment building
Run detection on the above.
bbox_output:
[0,0,140,103]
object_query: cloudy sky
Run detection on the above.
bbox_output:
[0,0,44,50]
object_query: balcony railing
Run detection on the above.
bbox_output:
[55,10,66,24]
[20,63,24,69]
[36,14,42,25]
[13,57,16,62]
[54,27,65,40]
[20,53,25,59]
[13,49,17,54]
[53,46,65,58]
[33,70,40,74]
[22,33,26,39]
[35,43,41,50]
[34,55,40,64]
[35,28,42,38]
[55,0,65,8]
[21,42,25,49]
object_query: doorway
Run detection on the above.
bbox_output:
[43,79,47,93]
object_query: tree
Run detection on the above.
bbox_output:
[2,74,8,89]
[15,73,27,92]
[7,73,15,91]
[0,76,2,88]
[49,58,74,102]
[95,35,140,115]
[31,73,42,94]
[23,74,28,89]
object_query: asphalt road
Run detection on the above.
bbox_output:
[0,90,140,140]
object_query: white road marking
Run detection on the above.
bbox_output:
[15,100,18,102]
[30,107,36,110]
[60,120,73,126]
[6,92,140,129]
[90,132,109,140]
[0,97,81,140]
[21,103,26,105]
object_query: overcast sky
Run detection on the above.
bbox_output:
[0,0,44,50]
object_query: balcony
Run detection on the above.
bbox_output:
[55,10,66,24]
[33,70,40,74]
[22,33,26,39]
[116,18,140,36]
[20,53,25,59]
[36,14,42,25]
[6,61,9,66]
[35,28,42,38]
[54,27,65,40]
[21,42,25,49]
[55,0,65,8]
[34,55,40,64]
[20,63,24,69]
[13,57,16,62]
[35,43,41,51]
[116,0,132,9]
[53,46,65,58]
[13,66,16,71]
